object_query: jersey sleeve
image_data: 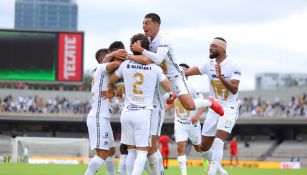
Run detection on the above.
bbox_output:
[95,63,108,76]
[198,61,209,75]
[142,37,170,65]
[231,61,242,81]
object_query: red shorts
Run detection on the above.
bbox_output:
[161,148,169,157]
[230,150,237,156]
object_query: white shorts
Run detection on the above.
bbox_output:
[87,116,115,150]
[202,101,239,136]
[174,120,201,145]
[168,74,189,97]
[151,105,165,136]
[120,109,152,147]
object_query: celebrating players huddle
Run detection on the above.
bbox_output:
[85,13,241,175]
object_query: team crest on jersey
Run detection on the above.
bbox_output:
[104,132,109,138]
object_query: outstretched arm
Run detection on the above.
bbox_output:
[184,66,201,77]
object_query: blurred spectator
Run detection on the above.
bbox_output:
[230,136,239,167]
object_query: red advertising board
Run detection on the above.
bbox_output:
[58,33,83,81]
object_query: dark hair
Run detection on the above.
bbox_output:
[179,63,190,69]
[109,41,125,52]
[214,37,227,43]
[130,33,145,45]
[145,13,161,25]
[95,48,109,63]
[130,33,150,55]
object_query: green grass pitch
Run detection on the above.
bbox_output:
[0,163,307,175]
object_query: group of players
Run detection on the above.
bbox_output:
[84,13,241,175]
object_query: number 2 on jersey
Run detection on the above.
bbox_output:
[133,72,144,94]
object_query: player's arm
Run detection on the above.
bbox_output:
[215,64,240,94]
[106,60,122,72]
[160,78,171,93]
[184,66,201,77]
[191,107,206,124]
[103,49,127,63]
[131,41,169,65]
[127,54,153,65]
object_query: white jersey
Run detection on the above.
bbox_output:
[88,64,112,118]
[143,32,182,78]
[198,58,241,102]
[115,60,166,111]
[174,82,203,121]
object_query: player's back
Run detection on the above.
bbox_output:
[118,60,163,110]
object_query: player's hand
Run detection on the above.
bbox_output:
[131,42,144,53]
[100,89,115,99]
[112,49,127,60]
[115,89,123,98]
[215,64,222,79]
[191,116,199,125]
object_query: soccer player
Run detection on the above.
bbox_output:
[165,63,205,175]
[129,13,223,116]
[107,40,171,175]
[185,37,241,175]
[159,133,171,169]
[230,136,239,167]
[85,44,126,175]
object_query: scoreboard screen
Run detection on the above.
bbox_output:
[0,29,83,82]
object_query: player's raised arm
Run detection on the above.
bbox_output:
[103,49,127,63]
[215,63,241,95]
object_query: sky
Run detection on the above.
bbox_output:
[1,0,307,92]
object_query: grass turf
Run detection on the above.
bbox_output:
[0,163,307,175]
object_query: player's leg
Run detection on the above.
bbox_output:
[105,128,116,175]
[85,116,112,175]
[175,121,189,175]
[170,75,223,115]
[120,111,136,175]
[230,154,233,167]
[148,135,160,175]
[208,101,239,175]
[132,110,151,175]
[200,112,226,174]
[148,104,165,175]
[118,144,128,175]
[177,141,187,175]
[105,147,116,175]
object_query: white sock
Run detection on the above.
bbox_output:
[85,155,104,175]
[177,155,187,175]
[105,155,116,175]
[126,149,136,175]
[208,138,224,175]
[118,154,127,174]
[194,98,211,109]
[157,150,165,173]
[201,149,213,161]
[132,150,148,175]
[144,160,152,174]
[148,152,160,175]
[202,147,226,173]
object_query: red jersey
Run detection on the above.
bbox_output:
[230,140,238,155]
